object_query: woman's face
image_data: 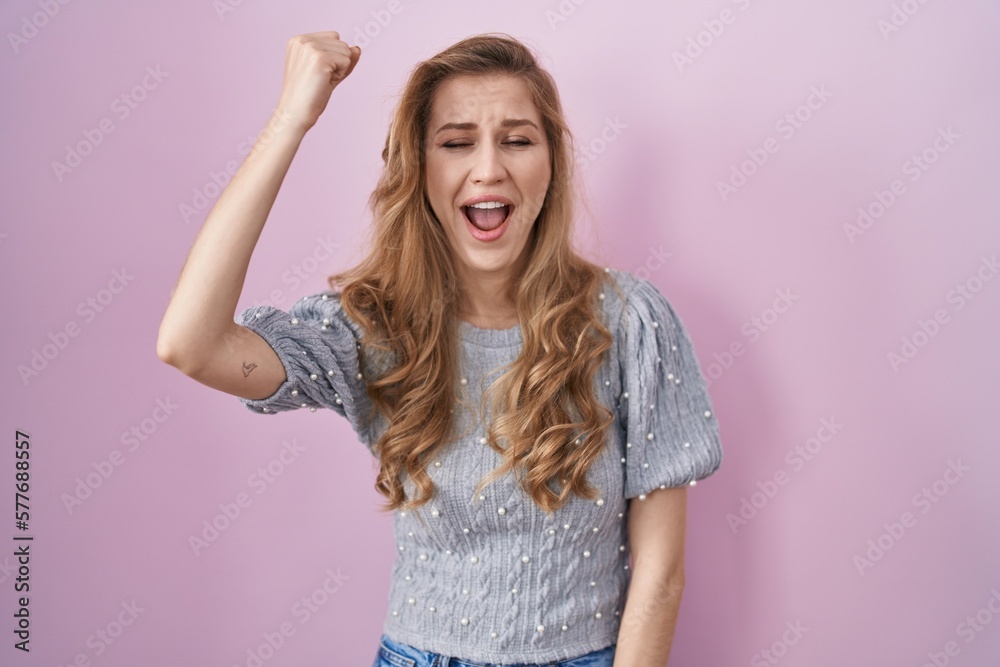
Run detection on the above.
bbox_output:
[424,73,551,286]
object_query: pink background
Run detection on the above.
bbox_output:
[3,1,1000,665]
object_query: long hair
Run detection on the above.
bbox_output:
[327,33,625,516]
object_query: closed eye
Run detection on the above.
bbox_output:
[442,139,533,148]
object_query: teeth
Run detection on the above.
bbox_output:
[468,201,507,209]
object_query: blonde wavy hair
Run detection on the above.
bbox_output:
[327,33,625,516]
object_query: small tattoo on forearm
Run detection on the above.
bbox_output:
[242,362,257,377]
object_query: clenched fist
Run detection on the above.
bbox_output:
[275,31,361,133]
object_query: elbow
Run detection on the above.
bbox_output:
[664,571,686,592]
[156,316,184,366]
[632,554,686,592]
[158,321,235,376]
[156,334,203,376]
[156,336,180,367]
[156,336,186,371]
[156,331,174,363]
[156,315,216,374]
[643,572,685,604]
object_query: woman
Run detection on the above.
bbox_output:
[158,30,723,667]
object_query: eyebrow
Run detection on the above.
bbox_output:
[434,118,539,135]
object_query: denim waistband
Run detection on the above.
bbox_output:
[373,633,616,667]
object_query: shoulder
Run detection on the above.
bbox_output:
[283,290,367,342]
[235,289,382,380]
[606,269,722,494]
[596,268,679,339]
[292,289,399,380]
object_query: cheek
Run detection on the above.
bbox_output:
[425,161,458,204]
[526,160,552,200]
[530,152,551,183]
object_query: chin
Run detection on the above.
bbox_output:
[462,252,512,272]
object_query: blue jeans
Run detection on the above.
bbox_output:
[372,633,616,667]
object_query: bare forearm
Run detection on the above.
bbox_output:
[613,572,684,667]
[158,107,306,366]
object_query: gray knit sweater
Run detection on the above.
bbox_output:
[234,267,723,664]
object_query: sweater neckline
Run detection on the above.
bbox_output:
[456,318,522,347]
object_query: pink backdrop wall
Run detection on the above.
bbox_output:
[3,1,999,665]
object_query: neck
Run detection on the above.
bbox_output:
[454,265,519,325]
[451,242,531,326]
[458,282,516,321]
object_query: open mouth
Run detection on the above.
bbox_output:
[462,203,513,242]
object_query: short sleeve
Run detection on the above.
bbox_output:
[618,276,723,498]
[234,292,385,450]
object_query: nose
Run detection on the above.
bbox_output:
[470,143,507,185]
